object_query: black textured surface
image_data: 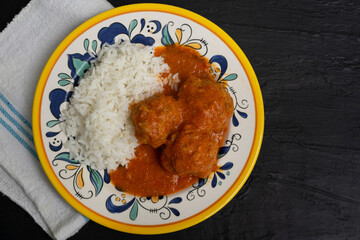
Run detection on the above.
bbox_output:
[1,0,360,239]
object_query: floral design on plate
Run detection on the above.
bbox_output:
[52,152,104,199]
[45,18,247,220]
[106,195,183,221]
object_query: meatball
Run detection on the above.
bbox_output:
[178,76,234,133]
[131,94,182,148]
[161,129,218,178]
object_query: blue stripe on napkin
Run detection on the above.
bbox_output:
[0,105,34,143]
[0,91,37,161]
[0,116,38,160]
[0,92,32,129]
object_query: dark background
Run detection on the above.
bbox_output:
[1,0,360,239]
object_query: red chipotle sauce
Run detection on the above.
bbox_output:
[110,145,197,196]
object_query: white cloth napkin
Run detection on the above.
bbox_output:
[0,0,113,239]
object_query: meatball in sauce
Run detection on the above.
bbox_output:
[131,94,182,148]
[178,76,234,145]
[161,130,219,179]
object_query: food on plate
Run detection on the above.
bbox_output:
[110,44,234,195]
[62,41,233,196]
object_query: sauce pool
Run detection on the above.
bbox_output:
[155,43,212,96]
[110,145,198,196]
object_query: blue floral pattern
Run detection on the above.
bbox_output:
[105,194,182,220]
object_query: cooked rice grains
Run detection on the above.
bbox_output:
[61,41,178,170]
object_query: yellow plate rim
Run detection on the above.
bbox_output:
[32,3,264,235]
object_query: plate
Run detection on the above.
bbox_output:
[32,3,264,234]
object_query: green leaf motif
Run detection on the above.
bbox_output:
[161,24,174,46]
[91,40,97,52]
[223,73,238,81]
[87,166,103,196]
[128,19,138,37]
[46,120,60,128]
[58,73,71,79]
[58,79,72,86]
[72,58,90,78]
[129,200,138,221]
[84,38,89,51]
[54,152,79,164]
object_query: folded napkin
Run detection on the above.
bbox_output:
[0,0,113,239]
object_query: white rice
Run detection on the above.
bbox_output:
[163,73,180,92]
[60,41,172,170]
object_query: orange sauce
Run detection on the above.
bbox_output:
[155,43,212,96]
[110,145,198,196]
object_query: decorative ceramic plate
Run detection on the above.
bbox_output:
[33,4,264,234]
